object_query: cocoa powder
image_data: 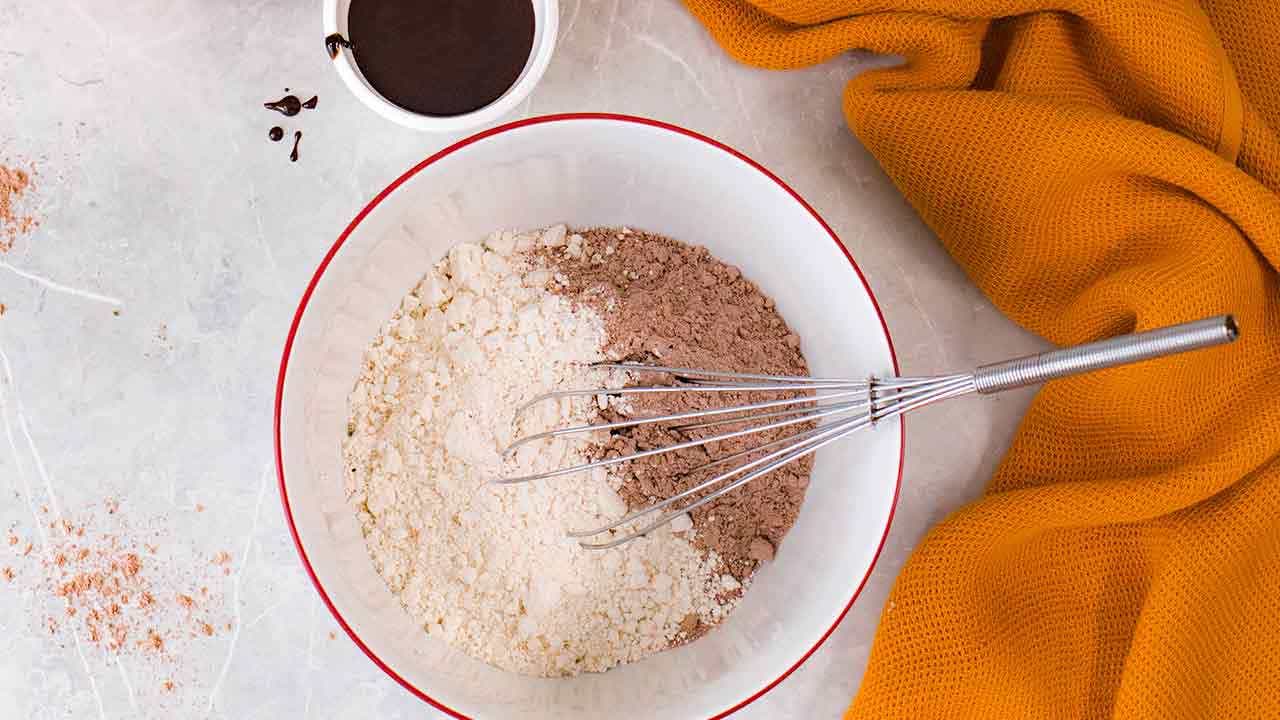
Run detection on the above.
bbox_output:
[541,227,812,585]
[4,501,234,695]
[0,163,37,251]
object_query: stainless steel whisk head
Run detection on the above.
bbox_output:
[493,315,1238,549]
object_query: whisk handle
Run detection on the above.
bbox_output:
[973,315,1238,394]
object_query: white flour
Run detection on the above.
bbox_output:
[343,227,734,677]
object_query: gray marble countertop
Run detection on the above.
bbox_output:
[0,1,1044,717]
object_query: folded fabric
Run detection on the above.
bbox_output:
[682,1,1280,716]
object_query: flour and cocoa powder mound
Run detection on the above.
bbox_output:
[344,233,741,677]
[540,227,811,583]
[345,226,814,675]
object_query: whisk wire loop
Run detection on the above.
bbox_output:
[494,316,1237,548]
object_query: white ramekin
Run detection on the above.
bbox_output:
[323,0,559,132]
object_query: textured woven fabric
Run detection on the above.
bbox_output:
[681,1,1280,717]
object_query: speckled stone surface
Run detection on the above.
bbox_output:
[0,0,1045,717]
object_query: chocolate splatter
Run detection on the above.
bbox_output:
[264,95,303,117]
[325,33,353,59]
[263,95,316,117]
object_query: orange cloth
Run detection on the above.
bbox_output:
[682,0,1280,717]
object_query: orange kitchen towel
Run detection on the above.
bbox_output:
[682,0,1280,717]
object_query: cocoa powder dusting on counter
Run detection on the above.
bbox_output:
[3,502,234,695]
[541,227,811,587]
[0,163,38,251]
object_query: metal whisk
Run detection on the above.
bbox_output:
[495,315,1238,549]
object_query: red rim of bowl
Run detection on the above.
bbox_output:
[274,112,904,719]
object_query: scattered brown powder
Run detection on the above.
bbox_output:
[541,227,812,584]
[57,573,92,597]
[5,501,233,703]
[212,551,231,565]
[162,679,176,692]
[109,623,128,650]
[121,553,142,577]
[0,163,38,251]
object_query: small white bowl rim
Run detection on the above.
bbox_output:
[274,113,904,718]
[322,0,559,132]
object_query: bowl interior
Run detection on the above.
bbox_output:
[277,116,900,719]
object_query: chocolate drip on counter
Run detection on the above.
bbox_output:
[289,131,302,162]
[264,94,316,117]
[268,126,284,142]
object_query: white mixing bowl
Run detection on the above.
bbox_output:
[275,114,902,719]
